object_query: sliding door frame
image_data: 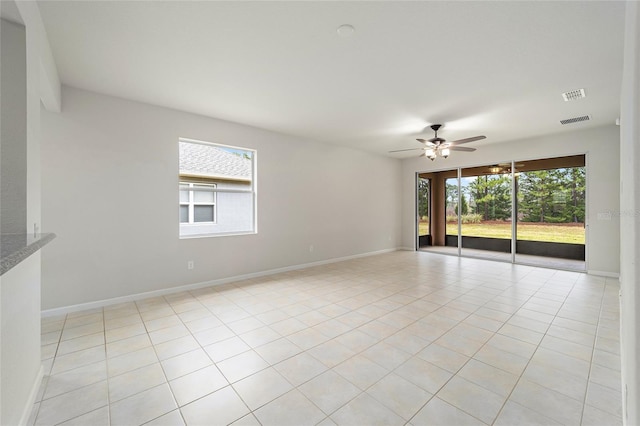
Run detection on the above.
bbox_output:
[415,151,588,270]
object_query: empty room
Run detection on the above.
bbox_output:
[1,1,639,425]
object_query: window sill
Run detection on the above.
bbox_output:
[179,231,257,240]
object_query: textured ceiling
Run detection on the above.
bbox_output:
[38,1,625,157]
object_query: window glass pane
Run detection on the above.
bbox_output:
[213,192,254,233]
[194,186,215,203]
[179,185,189,203]
[194,205,214,222]
[179,205,189,223]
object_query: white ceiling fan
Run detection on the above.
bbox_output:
[390,124,486,160]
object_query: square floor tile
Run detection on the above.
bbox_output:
[361,341,412,370]
[43,360,107,400]
[110,383,178,426]
[366,373,433,420]
[253,389,325,426]
[274,352,328,386]
[417,343,470,373]
[51,346,106,375]
[522,361,587,402]
[161,348,212,381]
[56,406,109,426]
[298,370,361,415]
[254,338,302,365]
[108,346,158,377]
[154,335,200,361]
[308,339,356,368]
[216,350,269,383]
[394,356,453,394]
[458,359,519,398]
[333,354,388,390]
[181,385,249,426]
[510,379,584,425]
[106,334,152,358]
[232,367,293,410]
[411,396,486,426]
[35,381,108,425]
[494,400,560,426]
[144,409,185,426]
[109,363,167,402]
[436,376,505,424]
[169,365,228,406]
[204,336,251,363]
[330,392,404,426]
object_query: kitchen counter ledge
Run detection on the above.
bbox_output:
[1,233,56,276]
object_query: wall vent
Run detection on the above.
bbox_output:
[562,88,586,101]
[560,115,590,125]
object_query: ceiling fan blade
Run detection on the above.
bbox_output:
[449,146,476,152]
[450,135,486,145]
[416,139,436,147]
[388,147,425,153]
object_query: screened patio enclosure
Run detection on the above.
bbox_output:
[417,154,586,271]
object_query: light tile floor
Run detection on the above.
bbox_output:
[31,251,622,425]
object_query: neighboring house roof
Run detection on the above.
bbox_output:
[179,141,252,181]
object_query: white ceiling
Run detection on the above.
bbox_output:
[38,1,625,158]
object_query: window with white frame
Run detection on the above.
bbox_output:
[179,138,256,238]
[179,183,217,224]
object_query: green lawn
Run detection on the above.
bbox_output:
[419,221,585,244]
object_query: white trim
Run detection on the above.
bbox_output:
[42,248,400,317]
[18,364,44,426]
[587,270,620,278]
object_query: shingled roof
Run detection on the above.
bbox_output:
[179,141,252,181]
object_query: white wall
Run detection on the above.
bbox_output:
[1,254,42,426]
[401,125,620,275]
[0,1,56,423]
[40,86,402,311]
[619,2,640,424]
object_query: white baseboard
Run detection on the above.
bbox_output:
[19,364,44,426]
[588,270,620,278]
[42,248,400,317]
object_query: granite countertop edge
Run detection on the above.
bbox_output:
[1,233,56,277]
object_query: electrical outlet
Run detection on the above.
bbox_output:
[309,245,314,253]
[187,260,194,270]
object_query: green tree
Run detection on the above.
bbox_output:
[468,175,511,220]
[455,193,469,215]
[517,167,585,223]
[446,180,458,216]
[418,178,429,218]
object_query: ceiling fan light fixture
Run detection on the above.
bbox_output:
[389,123,485,158]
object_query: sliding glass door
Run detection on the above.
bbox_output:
[514,156,586,269]
[460,165,513,261]
[416,154,586,271]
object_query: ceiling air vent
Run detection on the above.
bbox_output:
[560,115,590,125]
[562,88,586,101]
